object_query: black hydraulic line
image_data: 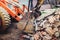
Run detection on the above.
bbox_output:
[34,0,41,10]
[34,0,44,11]
[28,0,33,11]
[32,0,44,19]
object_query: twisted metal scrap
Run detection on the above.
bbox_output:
[33,8,60,40]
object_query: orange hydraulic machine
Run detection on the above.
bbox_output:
[0,0,28,31]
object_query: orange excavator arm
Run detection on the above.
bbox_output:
[14,6,25,15]
[22,5,28,12]
[0,0,7,5]
[0,1,21,21]
[13,0,19,3]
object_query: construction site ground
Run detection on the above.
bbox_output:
[0,23,21,40]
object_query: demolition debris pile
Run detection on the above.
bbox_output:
[17,8,60,40]
[32,8,60,40]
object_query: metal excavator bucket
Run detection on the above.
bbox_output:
[17,19,35,34]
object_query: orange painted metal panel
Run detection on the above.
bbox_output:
[0,1,21,21]
[14,6,25,15]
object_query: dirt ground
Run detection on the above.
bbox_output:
[0,23,22,40]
